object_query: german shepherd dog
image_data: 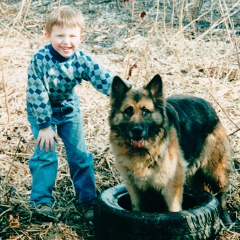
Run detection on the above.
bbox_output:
[109,74,232,223]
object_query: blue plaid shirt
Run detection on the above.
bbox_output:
[27,44,113,129]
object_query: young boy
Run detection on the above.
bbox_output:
[26,5,114,224]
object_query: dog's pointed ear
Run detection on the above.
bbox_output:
[145,74,163,98]
[111,76,131,101]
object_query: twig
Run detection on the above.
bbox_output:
[20,0,32,33]
[210,0,213,40]
[179,0,185,30]
[229,19,240,70]
[171,10,210,40]
[218,0,231,40]
[195,2,240,41]
[162,0,165,32]
[207,91,240,135]
[125,0,135,79]
[4,0,26,48]
[0,207,12,218]
[0,20,43,44]
[171,0,175,28]
[190,0,198,35]
[1,65,11,137]
[229,128,240,136]
[219,0,240,73]
[2,137,22,192]
[155,0,159,22]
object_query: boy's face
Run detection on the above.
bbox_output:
[45,25,83,58]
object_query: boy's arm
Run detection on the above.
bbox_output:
[27,56,57,151]
[79,52,114,96]
[27,56,52,129]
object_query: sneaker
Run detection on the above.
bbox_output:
[34,203,57,221]
[78,205,94,224]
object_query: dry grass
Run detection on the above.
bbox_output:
[0,0,239,239]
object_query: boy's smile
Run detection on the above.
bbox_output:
[45,25,83,58]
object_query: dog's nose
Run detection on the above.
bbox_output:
[131,126,143,137]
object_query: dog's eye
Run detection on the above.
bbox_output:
[142,109,151,117]
[123,107,133,117]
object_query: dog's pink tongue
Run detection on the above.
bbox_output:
[131,139,143,148]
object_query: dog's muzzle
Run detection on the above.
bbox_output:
[129,125,147,148]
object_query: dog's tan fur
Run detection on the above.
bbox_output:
[109,75,232,222]
[111,125,187,212]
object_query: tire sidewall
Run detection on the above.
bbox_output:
[94,184,221,240]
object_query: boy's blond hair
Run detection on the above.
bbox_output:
[45,6,84,34]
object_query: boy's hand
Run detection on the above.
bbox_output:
[36,126,58,152]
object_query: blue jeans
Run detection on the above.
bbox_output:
[27,97,96,207]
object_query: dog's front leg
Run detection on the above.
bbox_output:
[125,183,141,211]
[162,182,183,212]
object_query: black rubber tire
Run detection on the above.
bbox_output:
[94,184,221,240]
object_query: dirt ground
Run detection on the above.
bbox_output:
[0,0,240,239]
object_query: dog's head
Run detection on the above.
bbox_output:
[109,74,166,149]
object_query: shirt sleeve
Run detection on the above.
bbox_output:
[79,52,114,96]
[26,54,52,129]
